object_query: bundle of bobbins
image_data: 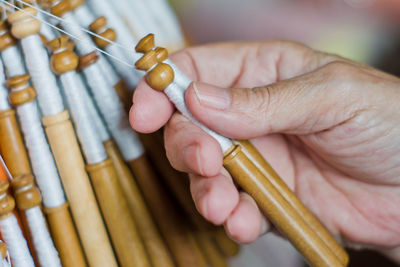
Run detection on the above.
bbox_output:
[0,0,242,266]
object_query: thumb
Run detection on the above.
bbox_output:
[185,62,363,139]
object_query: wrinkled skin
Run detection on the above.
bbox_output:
[130,41,400,262]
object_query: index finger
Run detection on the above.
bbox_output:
[130,41,333,133]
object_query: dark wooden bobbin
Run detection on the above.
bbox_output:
[12,174,41,211]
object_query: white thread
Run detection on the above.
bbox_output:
[125,0,168,46]
[78,74,111,142]
[83,63,144,161]
[25,206,61,267]
[21,35,64,116]
[35,3,56,41]
[1,46,26,77]
[61,12,94,55]
[71,4,94,28]
[145,0,185,49]
[0,58,10,110]
[106,41,142,89]
[16,101,66,208]
[85,0,139,57]
[163,82,233,152]
[61,71,107,164]
[112,0,151,40]
[0,215,34,267]
[2,1,134,68]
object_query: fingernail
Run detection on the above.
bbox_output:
[183,144,204,175]
[193,82,231,110]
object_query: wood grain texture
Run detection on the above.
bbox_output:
[104,139,174,267]
[128,155,208,267]
[0,109,31,176]
[223,145,344,267]
[86,158,150,267]
[44,203,87,267]
[140,132,240,257]
[42,110,117,267]
[194,231,227,267]
[237,140,348,265]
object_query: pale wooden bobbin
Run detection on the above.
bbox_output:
[0,21,31,177]
[135,34,348,267]
[11,174,61,267]
[6,74,87,267]
[48,35,150,267]
[8,8,117,267]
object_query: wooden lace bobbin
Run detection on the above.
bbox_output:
[128,155,208,267]
[79,68,172,267]
[139,133,240,258]
[0,181,34,267]
[44,0,128,101]
[0,21,30,177]
[79,45,200,266]
[8,9,114,267]
[103,139,175,267]
[6,74,87,267]
[136,39,347,267]
[236,140,349,265]
[90,16,141,90]
[49,36,150,267]
[12,174,61,267]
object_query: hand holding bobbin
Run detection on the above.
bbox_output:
[134,34,348,267]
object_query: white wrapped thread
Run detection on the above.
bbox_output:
[97,56,120,88]
[86,0,138,52]
[17,101,66,208]
[21,35,64,116]
[106,42,142,88]
[72,4,95,28]
[1,46,26,77]
[83,63,144,161]
[77,73,110,142]
[61,13,95,56]
[25,206,61,267]
[112,0,153,40]
[145,0,185,49]
[127,0,168,46]
[164,82,233,152]
[0,59,10,110]
[61,71,107,164]
[0,215,34,267]
[36,5,56,41]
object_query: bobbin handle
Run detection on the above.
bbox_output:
[103,139,174,267]
[128,155,208,267]
[0,109,31,176]
[86,158,150,267]
[223,145,343,267]
[42,110,117,267]
[45,203,87,267]
[237,140,348,265]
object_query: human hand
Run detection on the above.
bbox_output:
[130,41,400,261]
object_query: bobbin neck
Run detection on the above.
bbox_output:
[0,181,15,219]
[12,174,42,210]
[0,20,17,51]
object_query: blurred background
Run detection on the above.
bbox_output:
[166,0,400,266]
